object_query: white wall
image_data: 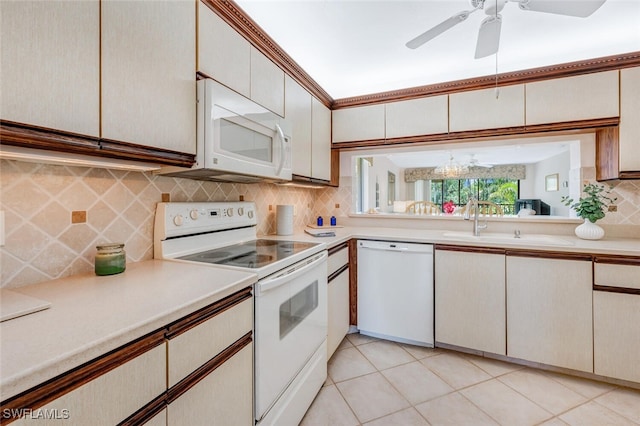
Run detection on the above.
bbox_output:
[361,156,400,213]
[519,150,571,216]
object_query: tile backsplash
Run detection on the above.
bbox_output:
[0,159,341,288]
[1,159,638,289]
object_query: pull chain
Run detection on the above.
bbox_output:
[495,0,500,99]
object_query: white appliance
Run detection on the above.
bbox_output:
[158,79,292,183]
[154,202,327,426]
[357,240,434,346]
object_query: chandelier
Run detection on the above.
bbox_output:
[434,154,469,178]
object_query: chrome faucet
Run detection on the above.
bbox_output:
[463,197,487,236]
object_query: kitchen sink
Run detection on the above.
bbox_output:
[442,232,574,247]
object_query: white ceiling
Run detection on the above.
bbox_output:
[236,0,640,98]
[384,140,571,168]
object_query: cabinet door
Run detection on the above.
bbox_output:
[198,1,250,97]
[14,345,166,426]
[525,71,619,125]
[435,248,506,355]
[251,48,285,116]
[167,298,253,387]
[311,97,332,181]
[328,268,350,359]
[285,76,313,177]
[167,343,253,426]
[385,96,448,138]
[450,85,524,132]
[620,67,640,172]
[101,0,196,154]
[0,0,100,137]
[332,105,385,143]
[507,256,592,372]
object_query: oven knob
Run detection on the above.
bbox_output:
[226,208,234,217]
[173,214,184,226]
[238,207,244,216]
[190,209,199,220]
[247,210,254,219]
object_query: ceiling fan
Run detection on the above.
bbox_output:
[468,154,494,168]
[406,0,607,59]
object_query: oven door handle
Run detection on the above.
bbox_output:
[259,251,327,293]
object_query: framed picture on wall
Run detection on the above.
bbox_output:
[545,173,559,192]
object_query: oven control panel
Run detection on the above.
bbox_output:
[155,202,257,239]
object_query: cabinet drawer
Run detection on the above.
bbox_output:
[13,344,166,426]
[594,262,640,290]
[167,296,252,387]
[328,246,349,276]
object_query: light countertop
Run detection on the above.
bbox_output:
[0,260,256,401]
[267,226,640,257]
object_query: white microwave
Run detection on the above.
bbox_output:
[158,79,292,183]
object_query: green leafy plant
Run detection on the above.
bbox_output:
[561,183,617,223]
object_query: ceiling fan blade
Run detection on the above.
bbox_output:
[406,10,472,49]
[475,15,502,59]
[517,0,606,18]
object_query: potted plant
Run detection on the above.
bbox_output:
[561,183,617,240]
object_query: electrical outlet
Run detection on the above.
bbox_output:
[293,205,297,216]
[0,210,5,246]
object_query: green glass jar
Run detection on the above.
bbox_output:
[95,243,126,276]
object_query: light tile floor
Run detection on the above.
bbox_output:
[301,333,640,425]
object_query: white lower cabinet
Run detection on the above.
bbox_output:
[506,254,593,372]
[327,245,350,358]
[167,344,253,426]
[435,247,506,355]
[13,344,166,426]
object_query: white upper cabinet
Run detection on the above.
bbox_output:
[311,98,332,181]
[198,2,250,97]
[525,71,619,125]
[0,0,100,137]
[450,85,525,132]
[251,48,285,116]
[285,76,331,181]
[619,67,640,172]
[332,105,385,143]
[101,0,196,154]
[385,96,448,138]
[285,76,312,177]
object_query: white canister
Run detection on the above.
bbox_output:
[276,205,294,235]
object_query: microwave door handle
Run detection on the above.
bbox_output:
[258,251,327,293]
[275,123,286,176]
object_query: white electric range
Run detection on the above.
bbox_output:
[154,202,328,426]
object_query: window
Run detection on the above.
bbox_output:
[430,178,520,214]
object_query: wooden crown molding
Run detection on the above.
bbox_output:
[203,0,333,107]
[332,51,640,109]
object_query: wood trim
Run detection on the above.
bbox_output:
[166,286,252,340]
[0,120,100,154]
[331,117,620,150]
[618,171,640,180]
[117,393,167,426]
[333,51,640,108]
[328,241,349,256]
[434,244,506,255]
[0,120,196,167]
[201,0,332,107]
[594,255,640,266]
[593,285,640,296]
[166,332,252,404]
[505,249,593,262]
[328,264,349,283]
[348,239,358,326]
[596,127,620,181]
[330,149,340,187]
[0,329,166,424]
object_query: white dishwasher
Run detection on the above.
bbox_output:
[357,240,434,347]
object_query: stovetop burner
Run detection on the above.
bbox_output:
[177,239,318,269]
